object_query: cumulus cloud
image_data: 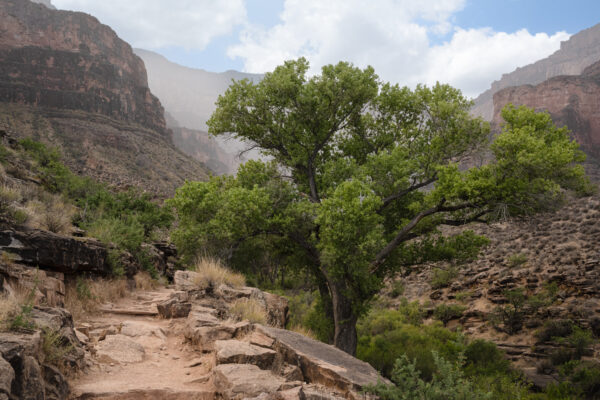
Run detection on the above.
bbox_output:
[51,0,247,50]
[228,0,569,98]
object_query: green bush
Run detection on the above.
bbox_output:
[536,320,573,343]
[433,304,466,326]
[507,253,528,268]
[390,280,405,297]
[357,307,464,379]
[463,340,510,377]
[491,288,527,334]
[364,352,492,400]
[431,267,458,289]
[285,290,334,343]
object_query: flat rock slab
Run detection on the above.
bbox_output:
[95,335,145,364]
[213,364,285,400]
[72,389,214,399]
[215,340,276,369]
[120,321,166,340]
[257,326,384,392]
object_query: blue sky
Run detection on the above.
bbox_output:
[52,0,600,97]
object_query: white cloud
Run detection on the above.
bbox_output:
[51,0,247,50]
[228,0,570,98]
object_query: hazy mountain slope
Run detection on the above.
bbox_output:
[472,23,600,120]
[135,48,262,131]
[135,48,263,174]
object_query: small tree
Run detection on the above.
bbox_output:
[170,58,590,355]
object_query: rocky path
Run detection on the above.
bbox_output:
[70,288,214,399]
[68,273,384,399]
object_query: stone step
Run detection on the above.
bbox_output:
[73,389,214,399]
[98,307,158,316]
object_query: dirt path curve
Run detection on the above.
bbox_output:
[69,288,215,399]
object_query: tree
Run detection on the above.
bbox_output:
[169,58,590,355]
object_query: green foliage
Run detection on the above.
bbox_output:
[174,57,590,353]
[536,320,573,343]
[430,267,458,289]
[357,306,463,379]
[507,253,528,268]
[285,290,334,343]
[364,352,492,400]
[18,138,172,276]
[433,304,466,326]
[390,280,405,297]
[8,303,35,331]
[463,340,511,377]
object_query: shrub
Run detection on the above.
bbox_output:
[390,280,405,297]
[41,327,74,370]
[285,290,334,343]
[430,267,458,289]
[536,320,573,343]
[0,293,20,330]
[0,184,21,214]
[133,271,158,291]
[191,258,246,290]
[27,195,75,234]
[433,304,466,326]
[463,339,510,376]
[229,298,267,324]
[364,352,491,400]
[490,288,527,334]
[64,277,129,320]
[507,253,528,268]
[357,308,464,379]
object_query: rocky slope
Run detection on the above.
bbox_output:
[0,0,210,194]
[135,49,263,174]
[472,23,600,120]
[392,192,600,388]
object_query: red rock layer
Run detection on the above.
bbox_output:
[493,60,600,160]
[0,0,167,136]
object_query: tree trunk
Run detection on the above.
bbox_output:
[330,281,358,356]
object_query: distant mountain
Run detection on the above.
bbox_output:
[135,48,263,174]
[472,23,600,120]
[30,0,55,9]
[0,0,210,195]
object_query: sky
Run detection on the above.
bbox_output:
[51,0,600,98]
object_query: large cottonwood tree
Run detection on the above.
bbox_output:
[170,58,590,355]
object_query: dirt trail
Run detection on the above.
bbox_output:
[69,288,215,399]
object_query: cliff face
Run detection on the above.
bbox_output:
[0,0,166,136]
[492,60,600,164]
[473,23,600,120]
[0,0,211,195]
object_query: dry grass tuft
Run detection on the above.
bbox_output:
[288,324,317,340]
[191,257,246,290]
[64,278,129,321]
[26,195,75,234]
[229,298,267,325]
[133,271,158,291]
[0,293,20,329]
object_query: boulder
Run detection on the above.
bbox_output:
[0,229,109,275]
[43,363,70,400]
[257,326,384,393]
[0,263,65,307]
[215,339,277,369]
[174,270,200,291]
[18,355,45,400]
[184,317,251,352]
[0,356,14,397]
[157,297,192,319]
[213,364,285,400]
[95,334,145,364]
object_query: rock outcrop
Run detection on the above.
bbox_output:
[491,59,600,180]
[472,23,600,120]
[0,0,165,135]
[0,1,211,195]
[0,306,84,400]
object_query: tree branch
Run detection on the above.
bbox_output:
[370,201,477,272]
[378,175,438,212]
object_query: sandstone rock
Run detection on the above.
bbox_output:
[0,229,109,275]
[14,355,45,400]
[157,297,192,319]
[257,326,384,392]
[174,270,201,292]
[247,331,275,349]
[184,317,251,352]
[215,340,277,369]
[214,364,286,400]
[0,263,66,307]
[0,356,14,397]
[95,334,145,364]
[120,321,166,340]
[43,363,69,400]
